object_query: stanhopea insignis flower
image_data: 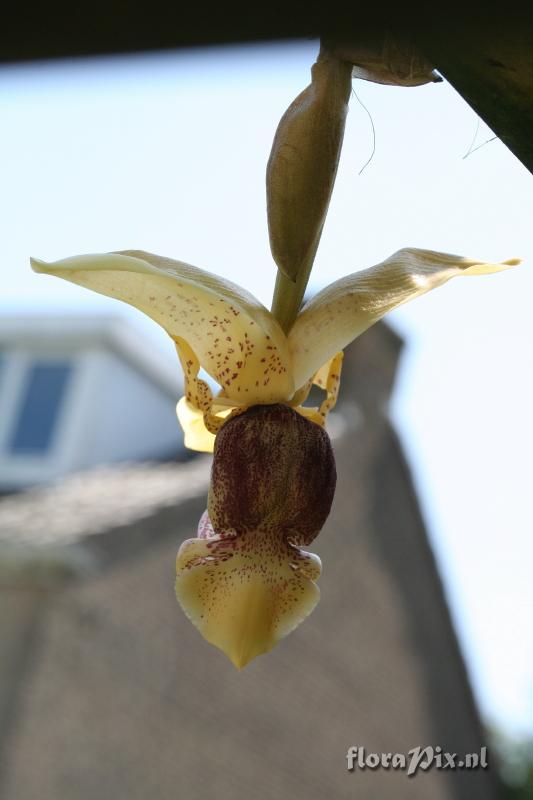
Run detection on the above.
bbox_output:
[31,248,518,667]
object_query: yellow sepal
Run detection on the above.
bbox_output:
[288,248,521,388]
[31,250,293,405]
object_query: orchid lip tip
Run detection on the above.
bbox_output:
[226,644,260,670]
[229,652,256,670]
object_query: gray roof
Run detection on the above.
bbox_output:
[0,458,211,548]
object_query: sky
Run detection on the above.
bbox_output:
[1,41,532,737]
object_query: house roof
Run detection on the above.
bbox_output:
[0,457,211,549]
[0,313,182,400]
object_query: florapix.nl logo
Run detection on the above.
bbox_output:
[346,746,488,777]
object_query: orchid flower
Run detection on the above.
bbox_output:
[30,38,520,669]
[31,248,518,667]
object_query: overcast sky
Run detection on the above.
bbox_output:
[1,41,531,737]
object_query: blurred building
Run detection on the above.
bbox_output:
[0,324,502,799]
[0,315,184,490]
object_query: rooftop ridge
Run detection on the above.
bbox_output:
[0,457,211,548]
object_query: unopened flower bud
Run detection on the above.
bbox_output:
[266,52,353,284]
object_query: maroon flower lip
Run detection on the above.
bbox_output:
[208,404,337,543]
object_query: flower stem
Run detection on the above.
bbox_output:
[270,259,314,333]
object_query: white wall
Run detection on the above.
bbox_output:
[79,349,183,467]
[0,343,185,490]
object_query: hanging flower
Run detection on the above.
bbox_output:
[31,248,518,666]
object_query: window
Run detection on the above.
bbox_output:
[9,362,73,454]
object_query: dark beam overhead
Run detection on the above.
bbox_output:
[1,5,532,176]
[417,26,533,175]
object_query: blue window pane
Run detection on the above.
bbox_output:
[9,362,73,454]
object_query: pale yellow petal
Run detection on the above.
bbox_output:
[289,248,521,388]
[314,351,343,424]
[175,532,321,669]
[176,397,216,453]
[290,352,339,406]
[290,352,344,427]
[176,395,241,453]
[312,358,333,391]
[174,338,214,415]
[312,352,343,392]
[31,251,293,404]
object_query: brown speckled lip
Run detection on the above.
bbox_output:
[175,404,334,667]
[208,403,336,547]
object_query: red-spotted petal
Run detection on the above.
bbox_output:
[31,251,293,405]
